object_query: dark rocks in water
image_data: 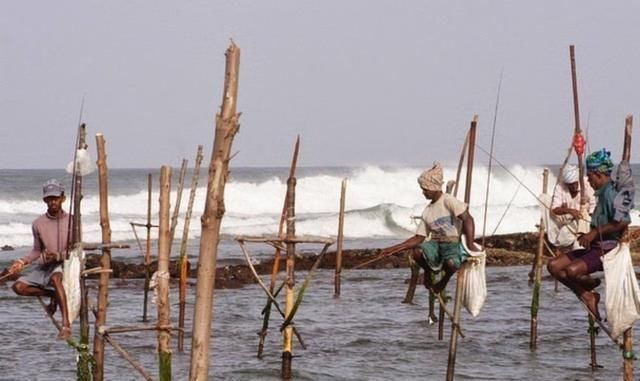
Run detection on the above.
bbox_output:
[78,232,640,289]
[1,245,14,251]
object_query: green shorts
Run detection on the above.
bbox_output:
[419,241,469,272]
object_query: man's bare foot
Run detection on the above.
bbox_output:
[46,298,57,316]
[580,291,601,321]
[56,326,71,341]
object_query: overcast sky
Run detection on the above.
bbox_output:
[1,1,639,169]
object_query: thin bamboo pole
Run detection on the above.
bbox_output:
[282,177,296,379]
[622,114,634,381]
[74,124,93,381]
[143,173,153,322]
[569,45,586,204]
[103,334,154,381]
[178,145,204,352]
[334,178,347,297]
[169,159,188,254]
[157,166,173,380]
[446,115,477,381]
[189,41,241,381]
[529,168,549,350]
[93,133,112,381]
[258,136,300,358]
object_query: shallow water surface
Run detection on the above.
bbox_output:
[0,266,634,380]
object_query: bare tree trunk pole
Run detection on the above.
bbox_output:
[334,178,347,297]
[143,173,153,322]
[446,115,477,381]
[158,166,173,380]
[622,114,634,381]
[169,159,188,254]
[93,133,112,381]
[178,145,204,352]
[282,177,296,380]
[189,41,241,381]
[529,168,549,351]
[76,124,89,341]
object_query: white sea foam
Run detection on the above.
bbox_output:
[1,165,639,248]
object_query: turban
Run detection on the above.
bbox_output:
[586,148,614,174]
[418,162,444,191]
[561,164,579,184]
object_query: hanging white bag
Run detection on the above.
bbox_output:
[602,242,640,341]
[460,236,487,317]
[63,246,84,323]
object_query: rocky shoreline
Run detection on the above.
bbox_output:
[4,232,640,289]
[87,232,547,289]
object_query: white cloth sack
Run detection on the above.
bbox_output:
[603,242,640,341]
[460,237,487,317]
[66,148,97,176]
[63,247,84,323]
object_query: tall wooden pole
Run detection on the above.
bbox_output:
[142,173,153,322]
[178,145,204,352]
[622,114,634,381]
[334,178,347,297]
[169,159,188,254]
[529,168,549,350]
[74,124,93,380]
[157,166,173,380]
[93,133,112,381]
[258,136,300,358]
[282,176,297,379]
[569,45,586,202]
[446,115,477,381]
[189,41,241,381]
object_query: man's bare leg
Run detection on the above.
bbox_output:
[50,273,71,339]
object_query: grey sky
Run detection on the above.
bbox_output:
[1,1,639,169]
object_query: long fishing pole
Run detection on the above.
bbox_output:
[481,69,503,247]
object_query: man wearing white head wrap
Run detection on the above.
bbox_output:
[551,164,596,223]
[561,164,579,184]
[378,163,480,294]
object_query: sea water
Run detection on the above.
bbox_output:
[1,165,639,380]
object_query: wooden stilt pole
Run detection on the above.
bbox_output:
[71,124,93,380]
[189,41,241,381]
[158,166,173,380]
[169,159,188,253]
[178,145,204,352]
[529,168,549,350]
[142,173,153,322]
[258,136,300,359]
[446,115,477,381]
[622,114,634,381]
[282,176,296,380]
[334,178,347,297]
[92,133,113,381]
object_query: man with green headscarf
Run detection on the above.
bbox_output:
[547,148,633,320]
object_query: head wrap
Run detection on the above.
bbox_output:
[561,164,579,184]
[418,162,444,191]
[586,148,614,175]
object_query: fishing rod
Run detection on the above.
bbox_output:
[481,69,503,246]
